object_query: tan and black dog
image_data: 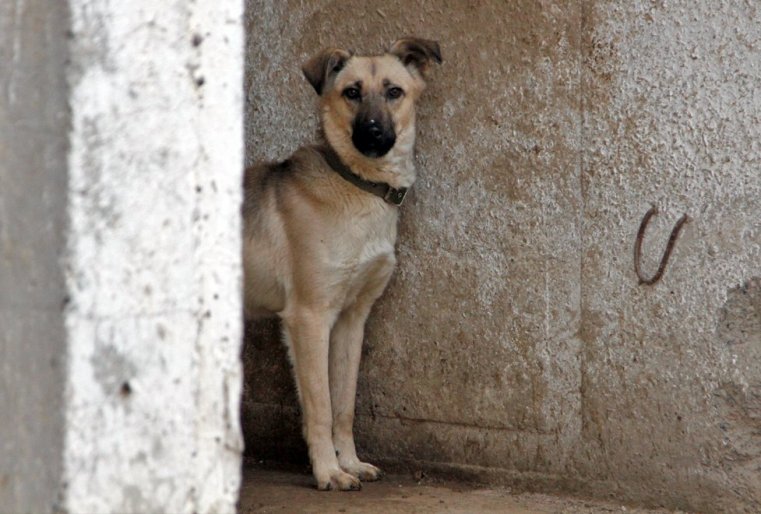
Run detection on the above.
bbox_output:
[243,37,441,491]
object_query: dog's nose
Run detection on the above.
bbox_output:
[367,120,383,140]
[352,116,395,157]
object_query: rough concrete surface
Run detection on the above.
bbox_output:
[0,0,70,511]
[243,0,761,512]
[3,0,244,512]
[578,2,761,512]
[239,468,681,514]
[62,1,245,512]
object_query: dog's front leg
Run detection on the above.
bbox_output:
[283,309,361,491]
[329,301,384,482]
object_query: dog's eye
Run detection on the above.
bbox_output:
[386,87,404,100]
[343,87,361,101]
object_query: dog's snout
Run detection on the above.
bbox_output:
[352,116,395,158]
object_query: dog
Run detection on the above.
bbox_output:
[242,37,441,491]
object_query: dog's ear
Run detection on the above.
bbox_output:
[389,37,442,76]
[302,48,352,95]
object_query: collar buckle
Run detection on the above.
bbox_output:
[384,187,408,206]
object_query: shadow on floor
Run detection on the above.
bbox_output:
[238,467,684,514]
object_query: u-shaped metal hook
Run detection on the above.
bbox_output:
[634,205,690,285]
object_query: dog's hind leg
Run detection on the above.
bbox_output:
[283,309,361,491]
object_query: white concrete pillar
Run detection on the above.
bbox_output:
[1,0,244,512]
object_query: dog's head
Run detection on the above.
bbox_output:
[303,37,441,160]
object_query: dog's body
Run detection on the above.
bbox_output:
[243,38,441,491]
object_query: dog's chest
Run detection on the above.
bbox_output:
[327,206,397,305]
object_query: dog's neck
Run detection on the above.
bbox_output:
[321,124,417,191]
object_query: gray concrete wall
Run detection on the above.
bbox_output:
[1,1,245,512]
[579,2,761,510]
[242,1,761,511]
[0,0,70,511]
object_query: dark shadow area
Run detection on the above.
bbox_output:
[241,319,308,465]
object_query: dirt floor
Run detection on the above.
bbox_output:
[239,468,684,514]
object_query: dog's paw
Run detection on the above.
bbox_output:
[341,461,383,482]
[315,467,362,491]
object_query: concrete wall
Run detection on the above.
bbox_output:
[1,1,245,512]
[242,1,761,511]
[0,0,70,511]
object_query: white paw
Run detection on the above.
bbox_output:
[340,460,383,482]
[314,467,362,491]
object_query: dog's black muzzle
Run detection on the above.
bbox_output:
[352,117,396,158]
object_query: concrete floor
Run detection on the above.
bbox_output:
[239,468,684,514]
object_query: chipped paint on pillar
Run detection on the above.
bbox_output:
[63,1,244,512]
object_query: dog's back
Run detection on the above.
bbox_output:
[242,149,310,319]
[242,155,297,318]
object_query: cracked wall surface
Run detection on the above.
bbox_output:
[1,1,245,512]
[243,0,761,511]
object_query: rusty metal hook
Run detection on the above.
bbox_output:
[633,205,690,285]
